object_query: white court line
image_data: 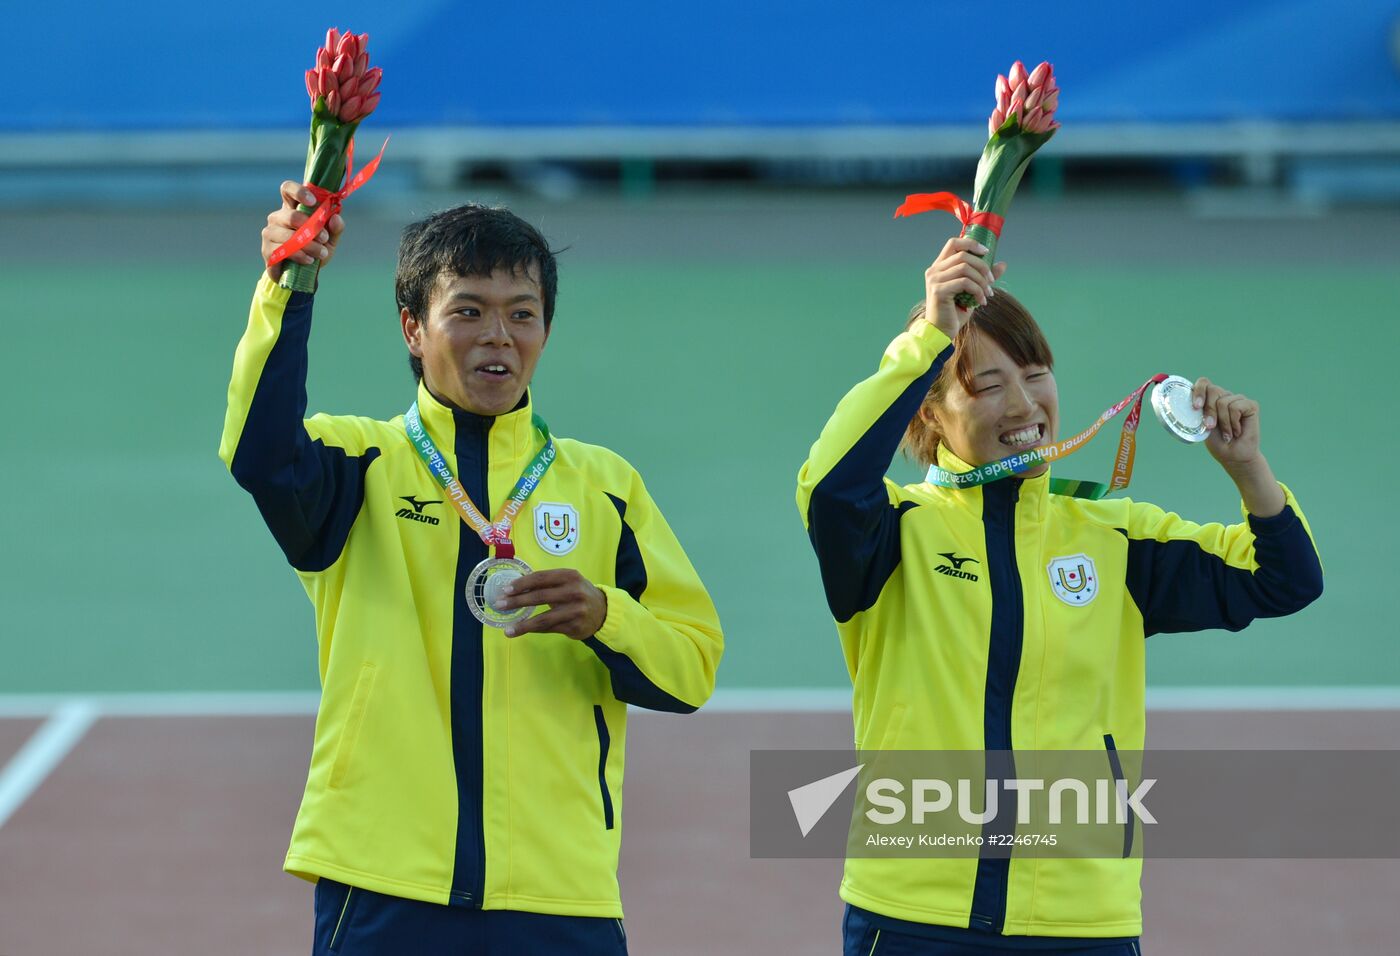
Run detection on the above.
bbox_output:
[698,687,1400,713]
[0,692,320,719]
[0,686,1392,828]
[713,687,1400,712]
[691,686,1400,713]
[1,687,1397,720]
[1145,686,1400,711]
[704,688,852,712]
[0,699,99,829]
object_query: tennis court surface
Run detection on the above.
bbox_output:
[2,697,1397,954]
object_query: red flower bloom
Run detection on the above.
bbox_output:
[307,27,380,123]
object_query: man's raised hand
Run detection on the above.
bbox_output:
[261,180,346,281]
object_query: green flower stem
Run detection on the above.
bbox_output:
[952,121,1056,311]
[279,111,359,293]
[954,224,1001,310]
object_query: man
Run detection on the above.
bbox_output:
[219,181,723,954]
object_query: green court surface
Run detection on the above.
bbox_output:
[2,204,1394,694]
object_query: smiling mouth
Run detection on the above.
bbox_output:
[1000,423,1046,448]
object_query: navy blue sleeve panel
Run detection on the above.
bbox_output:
[1121,502,1324,638]
[584,638,697,714]
[225,289,380,573]
[805,347,949,623]
[808,498,919,624]
[607,492,647,604]
[583,492,700,714]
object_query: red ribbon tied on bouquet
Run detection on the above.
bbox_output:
[893,192,1005,238]
[268,136,390,266]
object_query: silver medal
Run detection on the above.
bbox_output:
[1151,375,1208,444]
[466,557,535,628]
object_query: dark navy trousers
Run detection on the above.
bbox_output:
[844,905,1142,956]
[313,879,628,955]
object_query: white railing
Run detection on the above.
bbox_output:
[3,122,1398,173]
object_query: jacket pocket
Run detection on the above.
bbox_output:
[594,705,615,830]
[330,662,377,790]
[1103,733,1133,859]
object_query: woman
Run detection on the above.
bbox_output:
[796,236,1323,954]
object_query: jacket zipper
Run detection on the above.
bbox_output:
[450,412,490,907]
[998,485,1024,754]
[469,415,489,903]
[969,480,1022,933]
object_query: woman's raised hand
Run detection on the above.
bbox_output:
[1192,376,1286,517]
[923,237,1007,341]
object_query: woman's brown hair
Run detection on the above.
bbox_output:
[901,288,1054,468]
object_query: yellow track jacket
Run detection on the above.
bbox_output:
[797,319,1322,940]
[219,277,723,916]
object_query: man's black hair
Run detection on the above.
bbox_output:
[395,204,559,382]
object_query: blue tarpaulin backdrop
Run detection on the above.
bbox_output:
[9,0,1399,130]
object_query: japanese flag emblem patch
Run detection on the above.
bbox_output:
[534,503,580,555]
[1047,553,1098,606]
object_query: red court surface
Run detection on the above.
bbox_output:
[1,708,1397,954]
[0,721,41,767]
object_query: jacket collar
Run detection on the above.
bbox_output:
[415,381,538,463]
[933,443,1050,522]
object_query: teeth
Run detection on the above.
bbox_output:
[1000,425,1041,447]
[483,365,507,373]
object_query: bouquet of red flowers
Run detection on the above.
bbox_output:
[896,60,1061,309]
[272,28,386,292]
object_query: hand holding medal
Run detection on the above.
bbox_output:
[403,403,608,636]
[404,402,557,628]
[492,569,609,640]
[1151,375,1208,443]
[1186,376,1266,468]
[471,557,537,629]
[1149,374,1265,463]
